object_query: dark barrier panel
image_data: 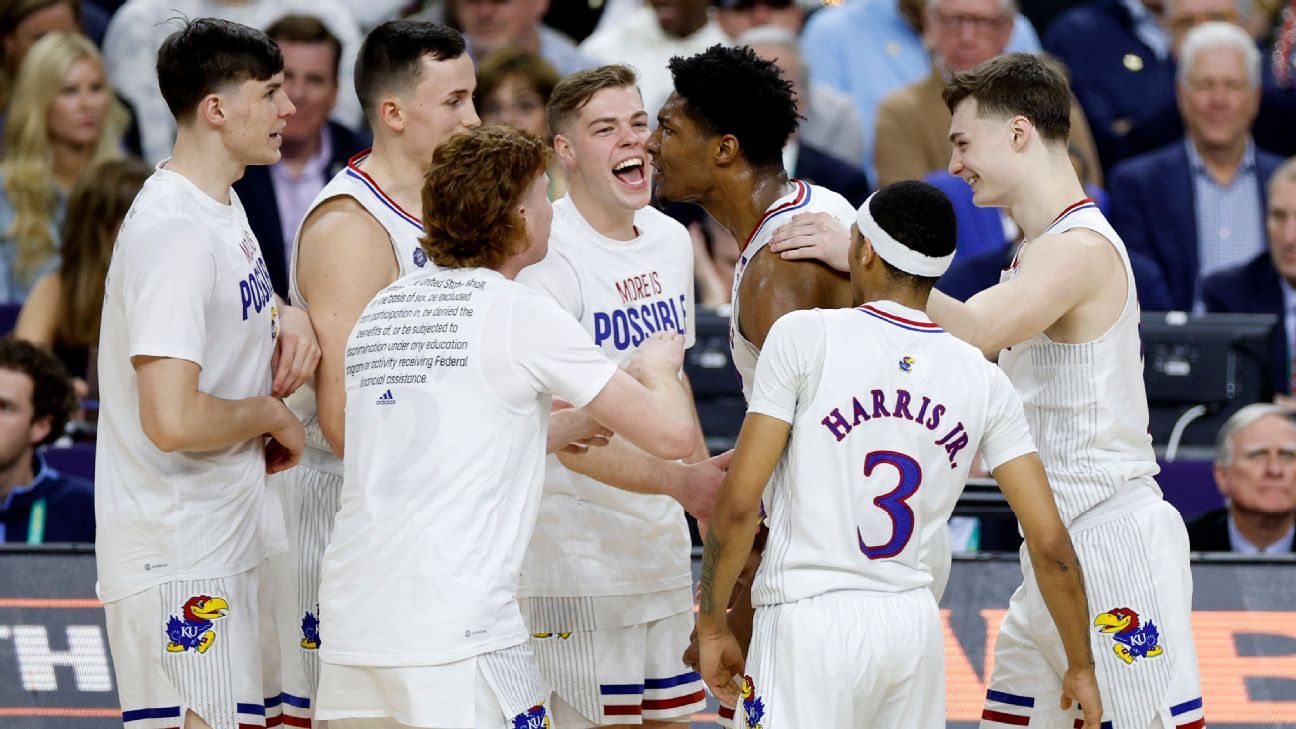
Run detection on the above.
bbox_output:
[1,548,1293,728]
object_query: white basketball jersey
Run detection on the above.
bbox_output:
[285,151,431,466]
[516,197,696,601]
[730,180,857,400]
[998,200,1160,525]
[746,303,1036,605]
[318,267,618,666]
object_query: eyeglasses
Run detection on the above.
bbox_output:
[1168,9,1240,32]
[933,11,1012,32]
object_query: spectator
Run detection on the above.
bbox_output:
[102,0,364,163]
[1186,403,1296,552]
[580,0,729,117]
[232,14,366,301]
[714,0,805,37]
[475,46,568,198]
[0,31,127,304]
[737,24,870,175]
[0,338,92,544]
[0,0,80,112]
[1109,22,1284,312]
[1202,156,1296,395]
[14,157,150,392]
[874,0,1102,189]
[452,0,596,75]
[799,0,1040,181]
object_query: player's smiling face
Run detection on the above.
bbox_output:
[559,84,651,213]
[948,97,1015,207]
[646,92,711,203]
[223,72,294,166]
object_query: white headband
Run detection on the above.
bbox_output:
[855,192,955,277]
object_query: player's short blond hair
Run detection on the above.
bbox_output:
[546,64,639,137]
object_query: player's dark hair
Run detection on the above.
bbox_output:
[0,338,76,446]
[266,14,343,83]
[355,21,465,125]
[156,18,284,124]
[869,180,957,287]
[667,44,799,170]
[942,53,1071,144]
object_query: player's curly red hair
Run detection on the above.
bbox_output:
[419,126,550,270]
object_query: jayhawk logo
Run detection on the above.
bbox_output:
[165,595,228,653]
[511,701,550,728]
[1094,607,1163,664]
[270,304,280,343]
[899,356,915,373]
[301,607,321,650]
[741,675,765,729]
[530,632,572,640]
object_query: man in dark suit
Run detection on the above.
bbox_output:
[234,14,366,300]
[1186,403,1296,552]
[1109,22,1285,312]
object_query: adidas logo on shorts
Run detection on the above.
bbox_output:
[376,389,396,405]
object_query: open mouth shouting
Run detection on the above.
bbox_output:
[613,156,648,189]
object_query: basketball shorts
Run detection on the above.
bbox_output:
[525,606,705,726]
[719,588,943,729]
[982,494,1205,729]
[105,564,281,729]
[316,641,551,729]
[269,455,344,725]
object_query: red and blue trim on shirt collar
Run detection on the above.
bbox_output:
[1043,197,1097,235]
[740,179,811,256]
[344,149,424,233]
[856,304,944,333]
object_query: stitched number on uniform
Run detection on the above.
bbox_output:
[856,450,922,560]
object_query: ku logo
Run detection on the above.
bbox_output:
[301,606,321,650]
[413,247,428,268]
[899,356,915,373]
[531,632,572,640]
[741,675,765,729]
[165,595,229,654]
[1094,607,1163,664]
[512,701,550,728]
[270,304,280,343]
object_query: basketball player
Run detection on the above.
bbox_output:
[931,55,1203,729]
[314,126,699,729]
[96,19,318,729]
[696,181,1102,729]
[516,64,729,728]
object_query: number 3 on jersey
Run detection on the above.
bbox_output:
[856,450,922,560]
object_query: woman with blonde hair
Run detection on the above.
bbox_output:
[0,30,127,302]
[15,156,151,392]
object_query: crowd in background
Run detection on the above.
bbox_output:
[0,0,1292,553]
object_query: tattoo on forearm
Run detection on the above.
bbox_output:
[700,539,720,615]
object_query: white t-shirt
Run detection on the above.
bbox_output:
[285,152,432,468]
[515,197,695,609]
[747,302,1035,605]
[318,267,618,666]
[95,164,284,603]
[730,180,857,401]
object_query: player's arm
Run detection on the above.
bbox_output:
[926,230,1107,354]
[696,412,790,704]
[737,249,850,349]
[270,296,321,399]
[581,333,697,461]
[135,355,304,473]
[556,435,732,520]
[993,453,1103,729]
[294,198,400,458]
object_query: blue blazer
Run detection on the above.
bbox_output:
[795,143,872,208]
[233,121,367,301]
[1201,252,1289,394]
[1107,141,1285,312]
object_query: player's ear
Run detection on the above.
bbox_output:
[1009,115,1031,150]
[714,134,740,166]
[553,133,576,165]
[198,93,225,127]
[378,95,404,134]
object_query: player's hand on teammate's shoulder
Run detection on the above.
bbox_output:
[625,332,686,379]
[1061,663,1103,729]
[675,450,733,521]
[264,400,306,475]
[271,304,322,398]
[767,211,852,273]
